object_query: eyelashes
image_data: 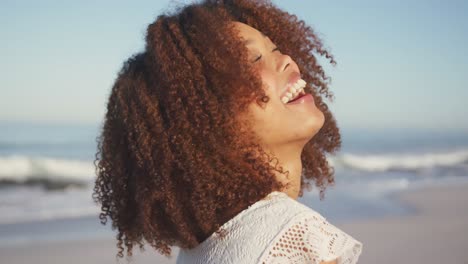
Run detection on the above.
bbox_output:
[253,47,280,62]
[254,54,262,62]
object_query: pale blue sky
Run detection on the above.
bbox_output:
[1,0,467,132]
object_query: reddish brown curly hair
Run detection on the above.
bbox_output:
[93,0,341,259]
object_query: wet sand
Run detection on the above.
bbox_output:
[1,182,467,264]
[339,182,468,263]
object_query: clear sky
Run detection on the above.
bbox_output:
[1,0,467,132]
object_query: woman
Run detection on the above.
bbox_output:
[93,0,363,263]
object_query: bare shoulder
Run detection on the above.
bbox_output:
[320,259,337,264]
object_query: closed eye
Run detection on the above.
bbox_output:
[254,55,262,62]
[253,47,281,62]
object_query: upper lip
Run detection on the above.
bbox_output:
[280,71,301,102]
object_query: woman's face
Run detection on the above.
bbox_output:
[232,21,325,154]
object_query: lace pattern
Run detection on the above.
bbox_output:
[176,191,363,264]
[258,213,363,264]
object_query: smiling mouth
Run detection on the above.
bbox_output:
[281,78,306,104]
[287,92,308,104]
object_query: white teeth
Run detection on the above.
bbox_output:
[281,78,307,104]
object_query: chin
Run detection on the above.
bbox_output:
[305,109,325,138]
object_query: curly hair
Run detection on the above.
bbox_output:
[92,0,340,259]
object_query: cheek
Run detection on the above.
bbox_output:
[259,70,278,96]
[250,95,284,131]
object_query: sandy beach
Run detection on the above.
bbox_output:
[1,182,467,264]
[340,181,468,263]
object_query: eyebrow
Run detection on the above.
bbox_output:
[243,32,267,46]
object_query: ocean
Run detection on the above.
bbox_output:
[1,121,468,247]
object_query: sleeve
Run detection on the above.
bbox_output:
[257,212,363,264]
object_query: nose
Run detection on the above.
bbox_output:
[277,53,292,73]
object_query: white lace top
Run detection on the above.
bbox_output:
[176,191,363,264]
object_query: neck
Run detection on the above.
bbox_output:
[267,143,303,200]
